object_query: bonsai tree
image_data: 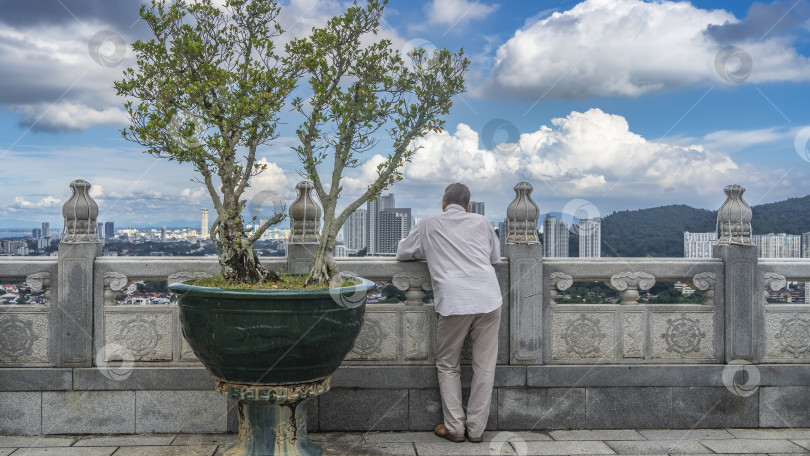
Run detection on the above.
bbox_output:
[115,0,297,284]
[287,0,469,285]
[116,0,468,286]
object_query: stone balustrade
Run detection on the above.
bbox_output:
[3,179,810,434]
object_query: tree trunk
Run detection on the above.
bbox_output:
[306,234,339,286]
[215,213,280,285]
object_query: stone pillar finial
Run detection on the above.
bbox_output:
[61,179,100,243]
[288,181,321,243]
[717,184,752,246]
[506,182,540,245]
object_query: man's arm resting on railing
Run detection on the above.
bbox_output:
[396,224,425,261]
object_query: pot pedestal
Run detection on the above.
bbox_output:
[216,377,331,456]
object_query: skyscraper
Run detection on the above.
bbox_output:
[97,223,104,238]
[366,194,395,255]
[343,209,367,252]
[543,215,569,257]
[469,201,485,215]
[104,221,115,240]
[578,217,601,258]
[201,209,209,238]
[752,233,802,258]
[161,227,167,242]
[377,208,411,255]
[41,222,50,239]
[498,219,507,254]
[804,233,810,304]
[684,232,718,258]
[32,228,41,239]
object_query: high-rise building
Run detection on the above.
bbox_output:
[161,227,167,242]
[684,232,718,258]
[498,219,507,254]
[578,217,601,258]
[543,215,569,258]
[334,245,349,258]
[343,209,367,252]
[752,233,802,258]
[366,194,395,255]
[201,209,209,238]
[97,223,104,238]
[377,208,411,255]
[32,228,41,239]
[802,233,810,304]
[41,222,50,239]
[104,222,115,240]
[469,201,485,215]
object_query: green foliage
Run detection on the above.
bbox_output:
[136,281,169,294]
[750,195,810,234]
[381,284,406,302]
[601,205,716,257]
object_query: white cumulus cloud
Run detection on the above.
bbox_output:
[425,0,499,26]
[481,0,810,99]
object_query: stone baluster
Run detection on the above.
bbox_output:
[606,272,655,304]
[689,272,717,305]
[713,183,760,362]
[762,273,787,301]
[506,182,540,245]
[549,272,573,305]
[287,181,321,274]
[58,179,102,367]
[717,184,753,246]
[392,272,431,306]
[26,272,51,304]
[103,273,129,305]
[505,182,543,364]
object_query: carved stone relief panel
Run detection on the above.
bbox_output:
[346,311,397,361]
[551,311,616,360]
[650,311,714,359]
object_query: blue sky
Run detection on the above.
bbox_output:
[2,0,810,228]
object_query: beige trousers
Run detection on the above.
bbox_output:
[435,306,501,437]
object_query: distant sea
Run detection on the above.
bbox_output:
[0,231,35,238]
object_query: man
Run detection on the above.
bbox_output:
[396,183,502,443]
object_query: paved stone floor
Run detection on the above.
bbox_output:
[2,429,810,455]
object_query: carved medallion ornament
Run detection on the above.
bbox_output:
[113,314,161,358]
[0,315,38,360]
[661,314,705,355]
[350,319,384,356]
[563,314,605,356]
[776,315,810,358]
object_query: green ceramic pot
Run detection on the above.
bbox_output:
[170,278,374,385]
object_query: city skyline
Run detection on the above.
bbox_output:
[2,1,810,227]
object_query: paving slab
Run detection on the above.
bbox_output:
[321,442,415,455]
[111,446,218,456]
[727,428,810,439]
[10,448,117,456]
[74,434,176,446]
[550,430,645,441]
[637,429,735,440]
[700,438,808,453]
[789,439,810,451]
[0,436,78,448]
[169,433,237,446]
[415,440,516,455]
[517,441,616,455]
[0,450,14,456]
[606,440,710,454]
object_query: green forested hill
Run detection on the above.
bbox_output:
[600,196,810,257]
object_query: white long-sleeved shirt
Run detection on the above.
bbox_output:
[396,204,502,316]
